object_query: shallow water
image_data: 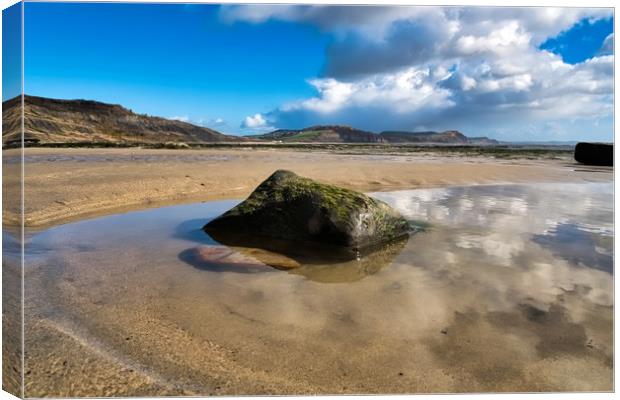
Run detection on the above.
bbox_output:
[11,182,614,395]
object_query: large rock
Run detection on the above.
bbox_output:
[203,170,410,255]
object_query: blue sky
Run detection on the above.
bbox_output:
[540,17,613,64]
[3,2,21,101]
[23,3,327,132]
[16,4,615,140]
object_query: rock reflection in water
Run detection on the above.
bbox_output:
[180,235,408,283]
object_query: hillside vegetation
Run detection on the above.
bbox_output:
[2,95,498,146]
[2,95,242,145]
[251,125,498,144]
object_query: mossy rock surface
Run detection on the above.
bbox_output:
[204,170,409,252]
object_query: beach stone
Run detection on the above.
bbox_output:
[203,170,409,252]
[574,142,613,166]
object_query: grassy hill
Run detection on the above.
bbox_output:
[2,95,242,145]
[380,130,468,143]
[250,125,384,143]
[252,125,497,144]
[2,95,498,147]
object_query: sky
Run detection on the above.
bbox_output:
[14,3,615,141]
[3,2,21,102]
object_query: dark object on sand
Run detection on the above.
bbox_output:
[574,142,613,166]
[203,170,410,256]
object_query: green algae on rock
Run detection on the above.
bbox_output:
[203,170,410,255]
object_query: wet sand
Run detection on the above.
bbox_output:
[2,147,613,396]
[2,147,612,227]
[16,183,613,396]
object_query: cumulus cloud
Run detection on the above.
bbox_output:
[224,5,613,139]
[169,115,190,122]
[269,53,612,134]
[222,5,610,39]
[220,4,434,36]
[241,113,271,130]
[270,68,454,130]
[222,6,611,77]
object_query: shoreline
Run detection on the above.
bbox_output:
[3,147,612,228]
[13,179,613,232]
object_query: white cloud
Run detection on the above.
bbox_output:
[220,5,443,37]
[241,113,269,129]
[198,117,227,128]
[284,79,354,114]
[455,21,531,56]
[227,6,613,140]
[269,50,611,135]
[222,6,611,77]
[282,68,454,116]
[222,6,610,40]
[169,115,190,122]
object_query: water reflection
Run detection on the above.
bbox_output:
[533,223,613,273]
[179,237,408,283]
[20,182,613,395]
[372,182,613,273]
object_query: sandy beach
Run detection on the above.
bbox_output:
[2,147,613,396]
[2,147,611,227]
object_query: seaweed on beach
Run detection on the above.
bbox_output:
[9,141,574,160]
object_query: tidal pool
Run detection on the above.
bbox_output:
[11,182,614,396]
